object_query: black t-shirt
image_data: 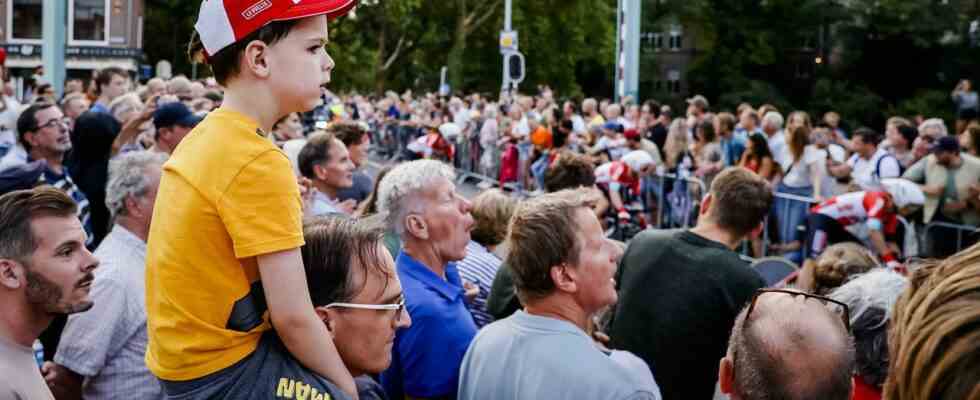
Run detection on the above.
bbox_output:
[647,123,669,161]
[67,110,121,248]
[487,262,521,321]
[609,229,764,400]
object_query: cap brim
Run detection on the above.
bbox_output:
[177,114,204,128]
[277,0,359,22]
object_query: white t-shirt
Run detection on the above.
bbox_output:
[779,145,822,188]
[814,144,847,198]
[595,136,628,160]
[848,148,902,190]
[571,115,587,135]
[768,130,788,168]
[0,95,21,153]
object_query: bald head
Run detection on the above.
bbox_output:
[722,291,855,400]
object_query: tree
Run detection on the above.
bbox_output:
[445,0,505,92]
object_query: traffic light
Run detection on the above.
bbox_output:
[505,51,525,84]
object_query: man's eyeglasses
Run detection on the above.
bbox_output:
[324,298,405,321]
[34,117,71,131]
[745,289,850,332]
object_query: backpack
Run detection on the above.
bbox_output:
[873,154,904,181]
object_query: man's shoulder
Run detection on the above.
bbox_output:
[962,153,980,171]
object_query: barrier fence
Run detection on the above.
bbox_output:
[366,120,980,258]
[922,221,980,256]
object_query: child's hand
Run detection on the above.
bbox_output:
[297,176,315,211]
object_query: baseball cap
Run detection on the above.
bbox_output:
[153,102,203,129]
[602,121,624,133]
[686,94,710,110]
[881,178,925,209]
[931,135,960,153]
[0,48,6,67]
[623,129,641,141]
[195,0,359,58]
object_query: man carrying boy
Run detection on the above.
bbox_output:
[145,1,360,399]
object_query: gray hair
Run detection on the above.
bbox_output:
[482,104,498,120]
[105,151,167,220]
[109,93,142,122]
[763,111,784,130]
[376,159,456,236]
[917,118,948,138]
[829,269,908,387]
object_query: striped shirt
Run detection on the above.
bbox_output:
[457,241,503,328]
[54,225,164,400]
[37,164,93,248]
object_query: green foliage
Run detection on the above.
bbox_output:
[141,0,978,124]
[809,78,885,129]
[891,90,957,125]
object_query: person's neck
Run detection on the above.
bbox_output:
[0,295,52,347]
[861,150,875,160]
[690,221,743,250]
[115,218,149,243]
[220,84,287,133]
[403,241,448,280]
[97,95,112,107]
[152,139,175,155]
[524,296,592,332]
[949,156,963,169]
[765,129,777,138]
[32,149,63,174]
[313,180,339,200]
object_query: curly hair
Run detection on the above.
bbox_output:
[812,243,879,295]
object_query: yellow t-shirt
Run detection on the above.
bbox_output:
[145,108,305,381]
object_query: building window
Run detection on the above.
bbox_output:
[668,69,681,94]
[71,0,109,43]
[10,0,43,41]
[669,25,683,51]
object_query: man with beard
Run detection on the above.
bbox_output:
[0,187,99,399]
[903,136,980,257]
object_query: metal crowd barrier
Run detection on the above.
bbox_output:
[653,172,708,229]
[923,221,980,255]
[761,191,819,260]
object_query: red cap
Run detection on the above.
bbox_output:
[195,0,358,58]
[624,129,641,140]
[0,48,6,67]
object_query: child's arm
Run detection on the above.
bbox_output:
[258,248,357,399]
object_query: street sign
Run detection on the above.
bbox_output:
[156,60,172,79]
[500,31,519,52]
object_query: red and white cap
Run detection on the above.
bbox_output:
[195,0,358,58]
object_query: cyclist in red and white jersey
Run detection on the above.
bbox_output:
[806,178,924,268]
[595,150,655,220]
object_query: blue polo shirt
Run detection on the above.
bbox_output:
[381,251,478,399]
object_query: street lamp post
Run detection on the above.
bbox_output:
[500,0,524,98]
[615,0,641,102]
[42,1,67,98]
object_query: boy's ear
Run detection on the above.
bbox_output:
[242,40,271,79]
